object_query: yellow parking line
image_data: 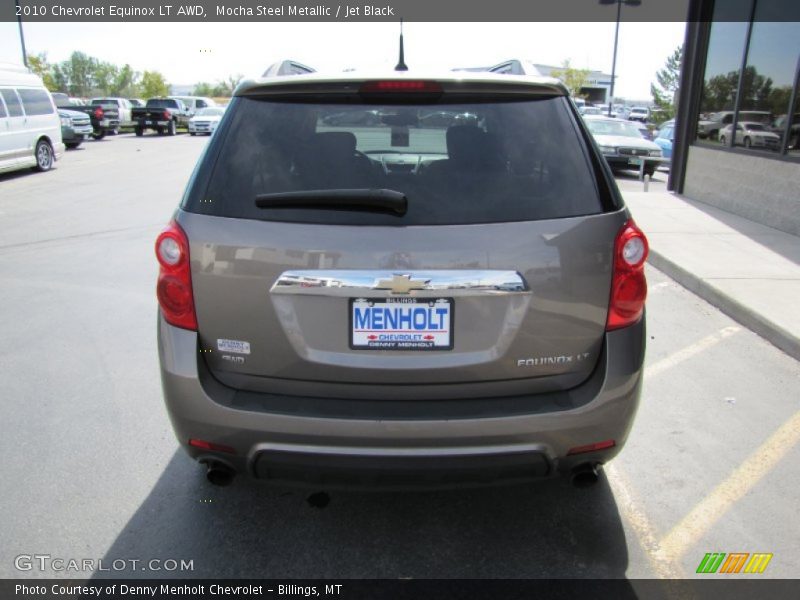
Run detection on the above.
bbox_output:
[646,326,740,378]
[605,463,684,579]
[656,410,800,563]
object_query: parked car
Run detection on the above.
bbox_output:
[52,92,119,140]
[627,107,650,122]
[697,110,771,140]
[90,97,134,131]
[58,107,93,149]
[583,115,663,176]
[156,68,649,489]
[170,96,217,116]
[188,106,225,135]
[0,64,64,174]
[653,123,675,160]
[131,98,192,136]
[719,121,781,150]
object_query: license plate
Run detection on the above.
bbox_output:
[628,157,643,166]
[350,298,453,350]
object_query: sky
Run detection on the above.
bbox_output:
[0,21,686,101]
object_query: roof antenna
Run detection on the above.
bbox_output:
[395,19,408,71]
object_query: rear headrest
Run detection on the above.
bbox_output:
[311,131,357,157]
[445,126,504,170]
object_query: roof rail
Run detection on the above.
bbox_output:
[453,59,543,77]
[262,60,316,77]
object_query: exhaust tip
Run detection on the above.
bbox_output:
[205,462,235,487]
[571,463,600,489]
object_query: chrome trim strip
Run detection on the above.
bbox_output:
[270,270,530,297]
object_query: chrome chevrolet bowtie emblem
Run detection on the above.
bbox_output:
[374,274,428,294]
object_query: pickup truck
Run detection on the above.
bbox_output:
[89,97,134,132]
[131,98,191,136]
[51,93,120,140]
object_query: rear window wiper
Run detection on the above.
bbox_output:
[255,189,407,216]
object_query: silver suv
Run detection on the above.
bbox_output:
[156,69,649,488]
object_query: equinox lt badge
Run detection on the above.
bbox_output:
[517,353,591,367]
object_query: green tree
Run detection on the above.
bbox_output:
[51,63,69,93]
[215,73,244,97]
[61,51,98,97]
[550,60,590,99]
[93,61,119,95]
[651,45,682,123]
[110,64,141,97]
[702,66,775,114]
[141,70,170,98]
[28,53,58,91]
[192,82,217,96]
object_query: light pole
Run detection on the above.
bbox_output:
[15,0,28,67]
[600,0,641,117]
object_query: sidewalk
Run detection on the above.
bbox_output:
[623,190,800,361]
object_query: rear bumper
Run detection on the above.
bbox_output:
[158,314,645,487]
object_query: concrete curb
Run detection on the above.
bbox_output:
[647,250,800,362]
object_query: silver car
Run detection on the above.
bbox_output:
[584,116,664,177]
[719,121,781,150]
[156,70,649,489]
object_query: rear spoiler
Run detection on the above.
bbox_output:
[262,60,316,77]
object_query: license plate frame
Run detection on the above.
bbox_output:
[350,297,454,351]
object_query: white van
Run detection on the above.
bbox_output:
[0,63,64,175]
[169,96,217,116]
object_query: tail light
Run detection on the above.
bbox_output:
[155,221,197,330]
[606,219,649,331]
[162,110,170,120]
[93,106,104,119]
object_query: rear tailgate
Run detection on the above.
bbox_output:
[178,80,625,400]
[181,209,623,399]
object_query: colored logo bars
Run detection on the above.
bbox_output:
[696,552,773,574]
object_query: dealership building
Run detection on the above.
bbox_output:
[671,0,800,235]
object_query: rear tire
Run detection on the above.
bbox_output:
[157,127,164,136]
[744,137,751,148]
[719,135,727,145]
[93,130,106,140]
[135,127,143,137]
[34,139,54,172]
[167,120,176,136]
[189,132,196,136]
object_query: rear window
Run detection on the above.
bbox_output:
[18,89,55,116]
[190,95,603,225]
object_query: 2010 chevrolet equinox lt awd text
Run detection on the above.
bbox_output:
[156,67,649,489]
